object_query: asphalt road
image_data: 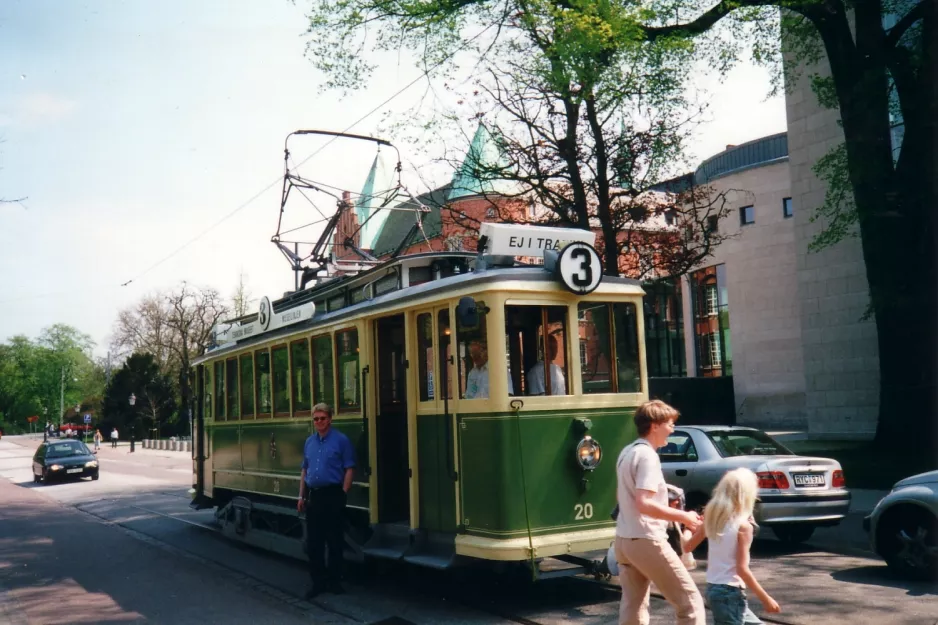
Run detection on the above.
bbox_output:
[0,435,935,625]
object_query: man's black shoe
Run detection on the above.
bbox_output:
[304,585,325,600]
[328,582,346,595]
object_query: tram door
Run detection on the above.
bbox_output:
[373,315,410,524]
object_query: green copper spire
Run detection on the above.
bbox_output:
[447,123,513,201]
[354,149,396,249]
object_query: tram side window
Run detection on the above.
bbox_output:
[203,364,213,420]
[214,361,226,420]
[291,339,312,414]
[226,359,240,419]
[417,313,434,401]
[336,330,360,412]
[613,303,642,392]
[255,349,272,417]
[578,303,614,394]
[313,335,335,408]
[505,305,570,396]
[239,354,254,418]
[457,301,495,399]
[272,346,290,416]
[437,310,453,400]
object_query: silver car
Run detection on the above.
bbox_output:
[864,471,938,579]
[658,426,851,543]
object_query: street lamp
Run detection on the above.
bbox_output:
[128,393,136,453]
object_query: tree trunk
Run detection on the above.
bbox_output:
[809,4,938,456]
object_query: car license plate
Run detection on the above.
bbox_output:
[66,468,83,474]
[793,473,825,487]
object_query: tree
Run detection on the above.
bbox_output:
[231,269,255,317]
[302,0,936,451]
[111,283,228,429]
[0,325,100,433]
[636,0,936,451]
[303,0,734,279]
[101,353,177,438]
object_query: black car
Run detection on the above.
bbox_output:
[32,440,99,483]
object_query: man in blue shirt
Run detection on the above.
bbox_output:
[297,402,356,598]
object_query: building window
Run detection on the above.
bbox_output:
[664,211,676,226]
[783,197,793,218]
[705,285,718,316]
[706,215,719,233]
[486,206,498,218]
[690,265,732,377]
[740,205,755,226]
[709,332,722,368]
[642,278,686,378]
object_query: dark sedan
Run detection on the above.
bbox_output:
[32,440,99,483]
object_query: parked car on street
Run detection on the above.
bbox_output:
[32,440,99,484]
[657,425,850,543]
[864,470,938,579]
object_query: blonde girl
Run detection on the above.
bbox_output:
[687,468,780,625]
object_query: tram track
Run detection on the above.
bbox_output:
[74,498,799,625]
[75,498,614,625]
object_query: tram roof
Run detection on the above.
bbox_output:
[194,252,643,365]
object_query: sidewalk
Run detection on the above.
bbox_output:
[0,477,347,625]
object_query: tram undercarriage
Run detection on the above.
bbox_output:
[208,493,612,581]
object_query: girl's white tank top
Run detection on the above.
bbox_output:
[706,515,746,587]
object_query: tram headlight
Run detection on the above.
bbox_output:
[575,436,602,471]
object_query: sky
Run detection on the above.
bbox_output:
[0,0,786,357]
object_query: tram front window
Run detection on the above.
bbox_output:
[505,305,569,396]
[458,302,497,399]
[576,302,643,393]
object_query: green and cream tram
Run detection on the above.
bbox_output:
[191,229,648,576]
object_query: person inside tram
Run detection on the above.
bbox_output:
[527,333,566,395]
[464,339,513,399]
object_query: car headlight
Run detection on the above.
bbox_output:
[576,436,602,470]
[50,464,63,471]
[85,460,98,468]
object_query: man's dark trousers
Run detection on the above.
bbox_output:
[305,484,346,588]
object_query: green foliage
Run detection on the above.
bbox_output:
[0,325,102,433]
[102,353,178,438]
[808,142,856,252]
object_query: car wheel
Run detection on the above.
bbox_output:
[92,472,99,481]
[772,524,815,544]
[877,507,938,580]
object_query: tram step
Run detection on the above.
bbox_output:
[401,553,455,570]
[362,522,412,560]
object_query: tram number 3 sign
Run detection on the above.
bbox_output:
[574,503,594,520]
[557,242,603,295]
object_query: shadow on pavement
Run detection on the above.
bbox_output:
[831,565,938,597]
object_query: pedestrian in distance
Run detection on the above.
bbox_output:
[685,468,781,625]
[297,403,355,599]
[93,429,102,452]
[110,427,119,448]
[614,399,705,625]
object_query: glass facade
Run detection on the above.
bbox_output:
[643,278,686,378]
[689,264,732,377]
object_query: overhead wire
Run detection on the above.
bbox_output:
[117,20,494,284]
